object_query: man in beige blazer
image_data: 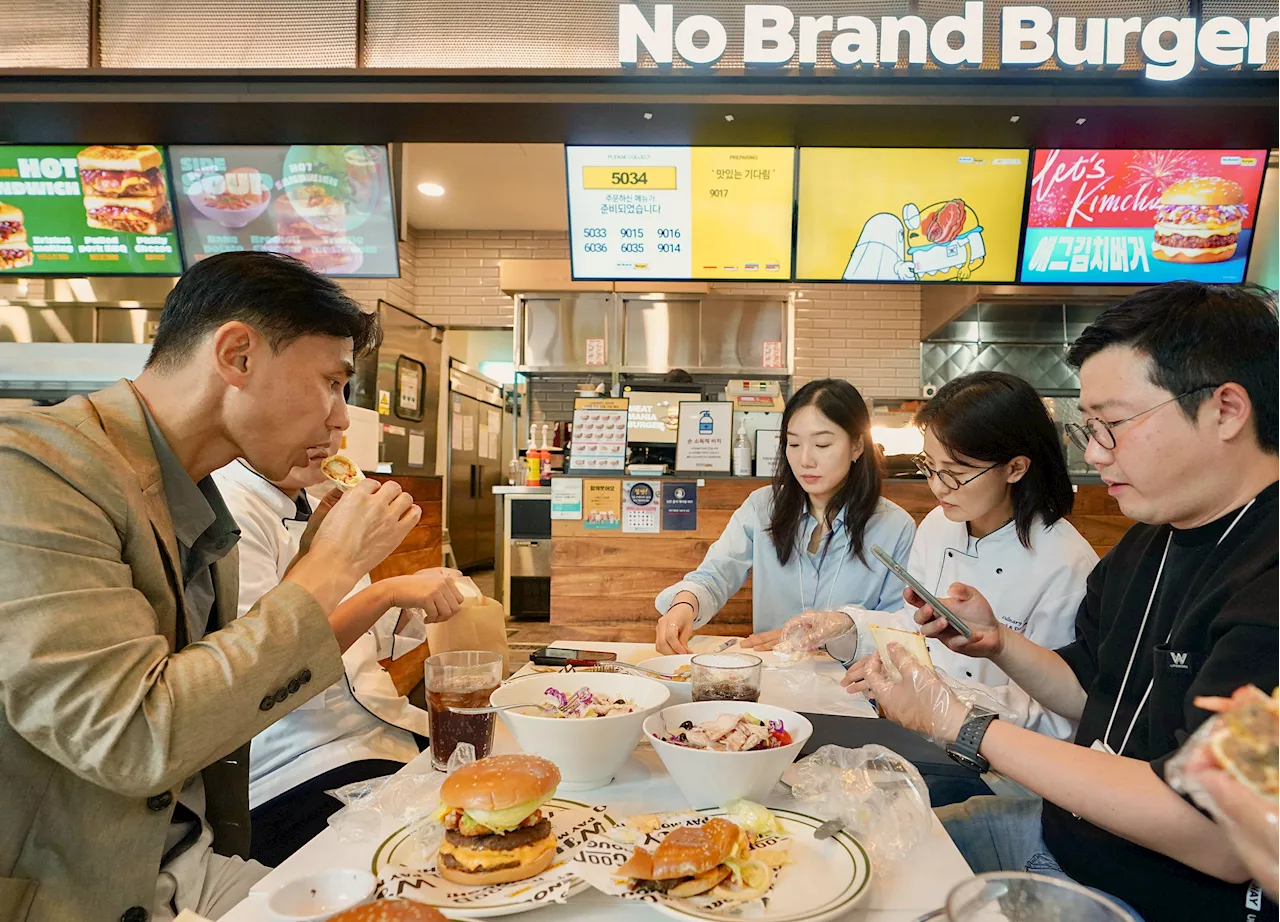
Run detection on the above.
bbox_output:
[0,253,460,922]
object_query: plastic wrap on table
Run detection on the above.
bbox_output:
[787,744,932,868]
[324,744,476,843]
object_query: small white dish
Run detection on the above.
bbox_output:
[265,868,376,922]
[638,654,695,704]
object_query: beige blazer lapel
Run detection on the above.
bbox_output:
[86,379,188,645]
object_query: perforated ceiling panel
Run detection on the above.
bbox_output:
[99,0,357,68]
[0,0,89,68]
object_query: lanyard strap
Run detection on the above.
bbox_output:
[1102,499,1255,756]
[797,524,844,613]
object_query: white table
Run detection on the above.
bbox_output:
[222,640,973,922]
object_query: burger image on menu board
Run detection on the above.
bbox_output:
[0,202,33,271]
[1152,177,1249,264]
[435,754,561,886]
[76,145,174,235]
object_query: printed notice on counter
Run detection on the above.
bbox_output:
[585,338,607,366]
[583,479,621,530]
[762,340,784,369]
[462,415,476,453]
[0,144,183,276]
[551,477,583,520]
[570,397,628,473]
[675,401,733,473]
[661,481,698,532]
[622,480,661,534]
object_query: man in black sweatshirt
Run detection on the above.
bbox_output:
[852,282,1278,922]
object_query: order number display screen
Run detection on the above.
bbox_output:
[567,146,795,280]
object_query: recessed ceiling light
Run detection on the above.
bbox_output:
[417,182,446,197]
[643,112,654,120]
[1075,118,1087,125]
[1009,115,1020,123]
[724,114,735,122]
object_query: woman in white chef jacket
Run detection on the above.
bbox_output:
[213,442,463,865]
[787,371,1098,741]
[654,379,917,654]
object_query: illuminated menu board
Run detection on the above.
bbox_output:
[796,148,1030,283]
[171,145,400,278]
[1021,149,1269,284]
[0,145,182,275]
[567,146,795,280]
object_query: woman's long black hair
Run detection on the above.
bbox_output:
[767,379,881,567]
[914,371,1074,548]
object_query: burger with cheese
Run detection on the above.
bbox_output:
[436,754,561,886]
[1152,177,1250,264]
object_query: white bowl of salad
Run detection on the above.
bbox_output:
[644,701,813,808]
[490,673,670,790]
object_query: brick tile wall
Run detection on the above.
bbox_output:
[383,229,923,405]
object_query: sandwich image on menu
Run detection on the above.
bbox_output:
[1152,177,1249,264]
[0,202,33,271]
[77,145,174,236]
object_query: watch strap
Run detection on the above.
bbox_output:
[947,711,997,772]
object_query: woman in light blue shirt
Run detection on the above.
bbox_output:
[655,378,916,654]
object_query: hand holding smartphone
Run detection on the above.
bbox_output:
[870,545,975,641]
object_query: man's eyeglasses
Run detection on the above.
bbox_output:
[913,456,998,491]
[1064,384,1221,452]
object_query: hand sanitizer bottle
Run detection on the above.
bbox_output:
[733,420,752,477]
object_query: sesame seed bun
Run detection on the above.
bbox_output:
[620,817,747,881]
[439,754,561,813]
[328,900,448,922]
[1159,177,1246,207]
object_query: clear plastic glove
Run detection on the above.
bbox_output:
[773,610,856,658]
[855,644,971,746]
[788,744,932,868]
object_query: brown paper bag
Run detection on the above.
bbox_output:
[423,591,511,678]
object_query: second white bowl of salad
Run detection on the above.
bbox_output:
[644,701,813,808]
[490,673,670,790]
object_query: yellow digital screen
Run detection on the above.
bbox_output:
[795,148,1030,283]
[567,146,795,280]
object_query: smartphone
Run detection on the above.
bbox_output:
[870,544,975,640]
[528,646,619,667]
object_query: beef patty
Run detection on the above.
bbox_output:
[444,818,553,852]
[1155,232,1238,249]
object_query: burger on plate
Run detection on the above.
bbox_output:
[619,817,759,898]
[1153,177,1250,264]
[436,754,561,886]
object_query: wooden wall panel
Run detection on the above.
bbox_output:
[550,477,1133,638]
[367,475,444,581]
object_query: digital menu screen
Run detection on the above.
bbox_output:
[567,146,795,280]
[0,145,182,275]
[171,145,399,278]
[796,148,1030,283]
[1021,150,1269,284]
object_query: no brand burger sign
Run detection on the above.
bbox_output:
[617,2,1279,81]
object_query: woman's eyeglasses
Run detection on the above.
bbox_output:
[913,456,998,491]
[1064,385,1221,452]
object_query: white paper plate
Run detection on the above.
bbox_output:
[652,809,872,922]
[372,798,616,918]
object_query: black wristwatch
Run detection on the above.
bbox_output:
[946,709,997,773]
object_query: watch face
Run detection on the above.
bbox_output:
[947,749,986,772]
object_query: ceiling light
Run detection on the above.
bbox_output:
[724,114,735,122]
[1075,118,1087,125]
[1009,115,1020,123]
[417,182,446,197]
[643,112,654,120]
